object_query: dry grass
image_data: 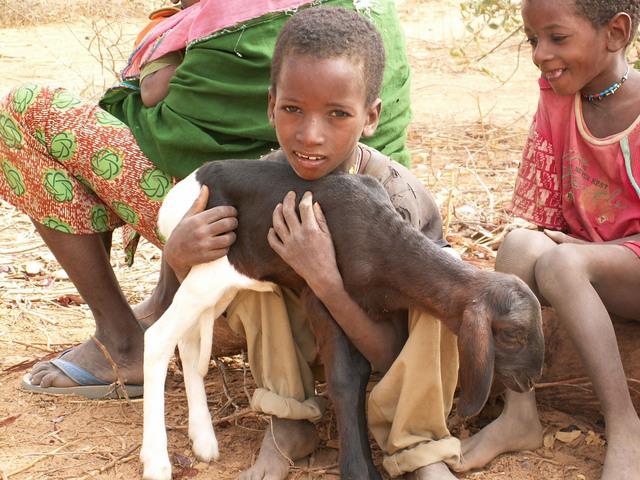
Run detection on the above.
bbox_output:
[408,117,530,262]
[0,0,154,28]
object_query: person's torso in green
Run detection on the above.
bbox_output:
[99,0,412,179]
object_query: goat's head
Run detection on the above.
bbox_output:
[456,273,544,418]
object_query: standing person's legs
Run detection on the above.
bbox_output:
[0,83,171,391]
[28,225,146,388]
[368,309,460,479]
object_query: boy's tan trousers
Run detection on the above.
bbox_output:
[225,287,461,476]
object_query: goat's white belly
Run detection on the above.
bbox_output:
[179,256,277,320]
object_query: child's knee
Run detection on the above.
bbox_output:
[496,229,551,276]
[534,243,587,297]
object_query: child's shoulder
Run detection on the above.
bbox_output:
[360,144,401,176]
[535,76,575,124]
[361,145,423,188]
[360,146,446,242]
[360,145,427,197]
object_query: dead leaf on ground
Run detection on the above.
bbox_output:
[0,415,21,427]
[556,429,582,443]
[585,430,606,447]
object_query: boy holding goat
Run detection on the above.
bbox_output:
[162,6,464,480]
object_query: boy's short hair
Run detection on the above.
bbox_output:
[271,6,386,107]
[573,0,640,45]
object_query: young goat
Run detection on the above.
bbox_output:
[140,159,544,480]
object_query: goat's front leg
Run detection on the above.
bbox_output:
[140,307,185,480]
[141,261,235,480]
[302,290,381,480]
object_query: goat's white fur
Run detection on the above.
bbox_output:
[140,174,275,480]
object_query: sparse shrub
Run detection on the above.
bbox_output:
[460,0,640,68]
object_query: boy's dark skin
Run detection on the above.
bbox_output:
[139,0,200,108]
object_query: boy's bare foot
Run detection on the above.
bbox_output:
[405,461,457,479]
[240,417,319,480]
[456,390,542,472]
[600,418,640,480]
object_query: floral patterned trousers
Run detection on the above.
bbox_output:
[0,84,175,264]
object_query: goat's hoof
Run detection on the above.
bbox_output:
[142,462,171,480]
[192,435,220,462]
[140,449,172,480]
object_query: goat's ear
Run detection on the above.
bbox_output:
[456,301,494,418]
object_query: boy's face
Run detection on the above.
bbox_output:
[268,54,381,181]
[521,0,613,97]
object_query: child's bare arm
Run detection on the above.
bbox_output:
[268,191,405,373]
[140,64,180,108]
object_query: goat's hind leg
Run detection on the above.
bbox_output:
[178,309,220,462]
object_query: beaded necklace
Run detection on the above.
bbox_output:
[582,66,630,101]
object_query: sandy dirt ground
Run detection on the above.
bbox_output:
[0,1,617,479]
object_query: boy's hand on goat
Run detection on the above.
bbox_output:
[268,191,343,297]
[164,185,238,282]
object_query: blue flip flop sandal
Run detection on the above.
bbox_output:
[21,350,143,399]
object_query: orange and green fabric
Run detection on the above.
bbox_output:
[0,83,173,265]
